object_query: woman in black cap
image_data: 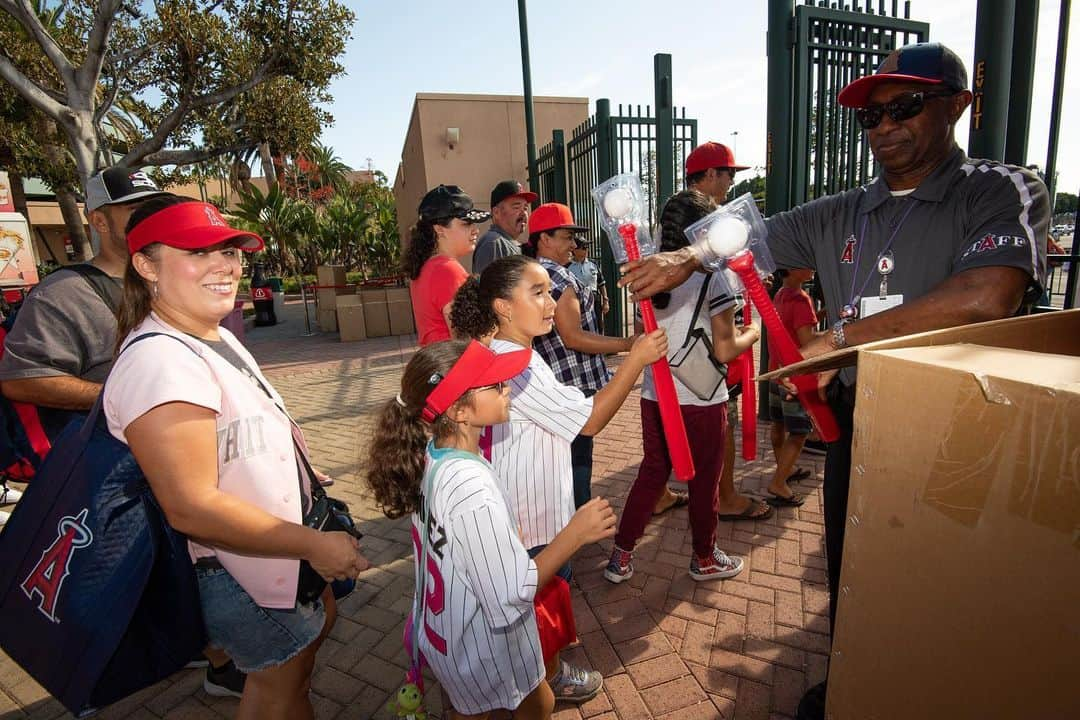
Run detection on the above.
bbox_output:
[403,185,490,346]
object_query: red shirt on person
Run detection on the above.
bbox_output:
[768,286,818,371]
[410,255,469,346]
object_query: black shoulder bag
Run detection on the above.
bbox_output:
[668,274,729,401]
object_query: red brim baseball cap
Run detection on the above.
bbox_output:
[127,201,264,255]
[838,42,968,108]
[421,340,531,423]
[528,203,589,235]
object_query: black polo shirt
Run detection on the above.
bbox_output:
[765,146,1050,384]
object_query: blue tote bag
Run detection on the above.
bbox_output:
[0,333,206,716]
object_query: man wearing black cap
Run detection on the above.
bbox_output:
[617,42,1049,719]
[0,167,167,418]
[472,180,537,275]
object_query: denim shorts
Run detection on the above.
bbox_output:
[196,564,326,673]
[768,382,813,436]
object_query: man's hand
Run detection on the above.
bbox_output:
[799,332,834,361]
[618,248,700,301]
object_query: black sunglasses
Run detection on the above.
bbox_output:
[854,90,957,130]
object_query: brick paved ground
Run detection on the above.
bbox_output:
[1,302,830,719]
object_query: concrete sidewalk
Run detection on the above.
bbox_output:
[1,305,830,719]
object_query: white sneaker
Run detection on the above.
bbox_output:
[0,486,22,505]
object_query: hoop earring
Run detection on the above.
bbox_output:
[152,281,159,298]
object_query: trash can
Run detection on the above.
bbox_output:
[251,263,277,326]
[269,276,285,320]
[220,299,246,343]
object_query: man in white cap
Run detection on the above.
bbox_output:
[0,167,167,416]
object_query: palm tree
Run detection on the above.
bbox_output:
[304,142,351,193]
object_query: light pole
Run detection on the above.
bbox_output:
[731,131,739,158]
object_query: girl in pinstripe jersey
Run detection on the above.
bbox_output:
[451,256,667,703]
[364,340,616,719]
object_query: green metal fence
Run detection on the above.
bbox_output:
[539,99,697,336]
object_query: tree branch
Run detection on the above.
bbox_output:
[141,141,255,168]
[77,0,124,95]
[121,58,278,166]
[0,52,66,121]
[3,0,77,91]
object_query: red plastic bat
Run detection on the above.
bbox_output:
[618,223,695,481]
[727,252,839,442]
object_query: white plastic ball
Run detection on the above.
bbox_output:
[705,216,749,258]
[602,188,634,219]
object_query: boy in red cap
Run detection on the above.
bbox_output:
[527,203,630,509]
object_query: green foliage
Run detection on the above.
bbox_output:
[231,162,400,279]
[1054,192,1077,215]
[729,174,766,202]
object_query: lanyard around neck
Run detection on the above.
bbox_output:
[846,199,917,308]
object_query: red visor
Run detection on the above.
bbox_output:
[421,340,531,423]
[127,202,264,255]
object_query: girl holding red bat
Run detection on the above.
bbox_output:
[605,190,761,584]
[451,255,666,704]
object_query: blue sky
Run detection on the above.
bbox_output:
[318,0,1080,197]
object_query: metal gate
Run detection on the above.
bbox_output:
[533,95,697,336]
[768,0,928,212]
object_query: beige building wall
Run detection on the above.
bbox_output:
[393,93,590,270]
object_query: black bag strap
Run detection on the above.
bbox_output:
[63,264,121,315]
[682,273,714,347]
[200,341,326,506]
[85,332,199,439]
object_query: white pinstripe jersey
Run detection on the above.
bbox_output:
[487,339,593,549]
[411,445,544,714]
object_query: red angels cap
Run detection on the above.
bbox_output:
[528,203,589,235]
[837,42,968,108]
[685,142,750,176]
[126,201,264,255]
[421,340,531,423]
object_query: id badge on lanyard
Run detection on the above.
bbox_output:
[859,250,903,317]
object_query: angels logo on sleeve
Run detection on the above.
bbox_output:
[20,508,94,623]
[840,235,857,264]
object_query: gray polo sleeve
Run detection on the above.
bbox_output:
[764,199,828,270]
[0,275,109,381]
[952,166,1050,292]
[473,232,518,275]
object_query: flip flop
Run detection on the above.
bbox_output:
[766,492,806,507]
[652,490,690,516]
[787,467,812,484]
[717,499,774,522]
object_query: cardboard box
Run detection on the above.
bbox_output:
[315,265,348,309]
[765,311,1080,719]
[336,295,366,342]
[361,288,390,338]
[316,307,337,333]
[386,287,415,336]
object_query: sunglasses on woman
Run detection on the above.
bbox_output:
[854,90,957,130]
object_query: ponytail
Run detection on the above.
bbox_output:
[450,277,497,340]
[363,339,471,519]
[450,255,539,340]
[114,193,188,354]
[401,219,441,280]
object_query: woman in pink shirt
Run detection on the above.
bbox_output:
[403,185,490,345]
[103,195,369,719]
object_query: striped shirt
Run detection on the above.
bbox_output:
[412,445,543,713]
[488,338,592,549]
[533,258,609,393]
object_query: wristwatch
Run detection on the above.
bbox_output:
[829,319,850,351]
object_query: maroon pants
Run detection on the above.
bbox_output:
[614,399,726,558]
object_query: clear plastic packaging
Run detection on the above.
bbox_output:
[591,174,658,263]
[683,193,775,289]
